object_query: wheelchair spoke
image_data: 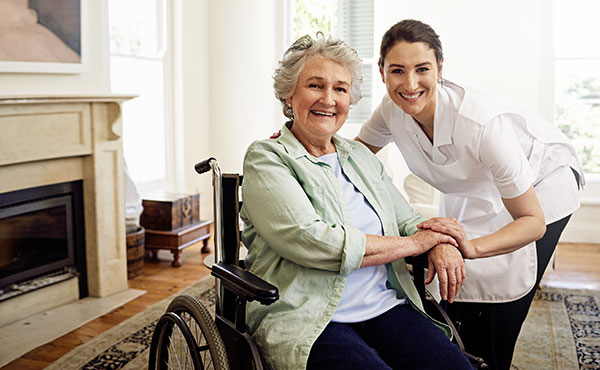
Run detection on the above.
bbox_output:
[198,332,214,369]
[168,330,183,369]
[180,311,215,369]
[203,350,214,369]
[199,334,214,368]
[167,341,180,369]
[166,323,198,370]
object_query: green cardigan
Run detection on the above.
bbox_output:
[240,123,451,370]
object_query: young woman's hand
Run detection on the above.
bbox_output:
[417,217,478,259]
[424,243,466,303]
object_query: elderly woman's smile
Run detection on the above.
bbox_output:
[312,110,335,117]
[286,56,352,154]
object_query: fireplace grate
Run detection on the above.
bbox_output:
[0,266,78,303]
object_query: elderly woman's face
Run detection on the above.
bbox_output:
[286,56,352,141]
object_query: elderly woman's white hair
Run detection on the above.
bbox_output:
[273,32,363,120]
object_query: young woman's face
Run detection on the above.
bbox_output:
[286,56,352,141]
[380,41,442,125]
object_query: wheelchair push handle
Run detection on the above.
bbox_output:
[194,157,223,264]
[195,157,217,174]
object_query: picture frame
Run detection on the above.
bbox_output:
[0,0,87,74]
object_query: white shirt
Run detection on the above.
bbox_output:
[319,153,405,323]
[358,80,584,303]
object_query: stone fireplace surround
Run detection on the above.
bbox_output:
[0,95,135,325]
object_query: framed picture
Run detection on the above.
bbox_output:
[0,0,87,74]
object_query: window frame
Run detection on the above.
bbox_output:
[283,0,377,128]
[108,0,176,193]
[551,0,600,201]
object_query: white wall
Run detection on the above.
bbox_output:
[175,0,213,219]
[176,0,281,219]
[207,0,281,175]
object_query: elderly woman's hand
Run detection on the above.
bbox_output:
[424,243,466,303]
[408,229,458,256]
[417,217,478,259]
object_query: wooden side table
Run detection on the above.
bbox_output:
[145,220,213,267]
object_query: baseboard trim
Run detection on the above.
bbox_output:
[560,224,599,244]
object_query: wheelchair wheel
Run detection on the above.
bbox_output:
[150,312,202,369]
[149,294,230,370]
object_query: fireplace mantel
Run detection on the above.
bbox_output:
[0,95,135,300]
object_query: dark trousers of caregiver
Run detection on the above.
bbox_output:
[306,303,472,370]
[446,214,572,370]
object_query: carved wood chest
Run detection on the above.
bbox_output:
[140,193,200,231]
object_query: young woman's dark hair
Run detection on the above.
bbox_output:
[378,19,443,68]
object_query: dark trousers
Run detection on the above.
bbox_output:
[307,303,472,370]
[446,214,572,370]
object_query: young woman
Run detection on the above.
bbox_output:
[356,19,584,370]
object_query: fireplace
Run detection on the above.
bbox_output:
[0,95,133,325]
[0,181,87,299]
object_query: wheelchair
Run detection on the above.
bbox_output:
[148,157,488,370]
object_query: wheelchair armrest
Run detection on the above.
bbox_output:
[211,262,279,306]
[405,252,428,268]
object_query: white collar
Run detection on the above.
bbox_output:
[411,82,463,163]
[433,81,465,146]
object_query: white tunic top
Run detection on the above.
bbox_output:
[358,80,584,303]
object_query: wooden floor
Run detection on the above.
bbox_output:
[2,241,599,369]
[540,242,600,291]
[2,242,212,370]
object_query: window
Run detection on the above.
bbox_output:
[290,0,337,38]
[337,0,374,125]
[554,0,600,177]
[286,0,375,125]
[108,0,173,189]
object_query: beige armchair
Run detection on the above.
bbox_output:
[403,173,439,220]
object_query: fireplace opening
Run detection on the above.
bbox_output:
[0,181,87,300]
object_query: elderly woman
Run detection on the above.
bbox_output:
[240,34,472,370]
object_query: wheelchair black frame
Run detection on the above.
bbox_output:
[150,157,487,370]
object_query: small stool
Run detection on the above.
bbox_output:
[145,220,213,267]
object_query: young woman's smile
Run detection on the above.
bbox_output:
[380,41,441,127]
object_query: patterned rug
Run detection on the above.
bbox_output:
[512,287,600,370]
[45,276,216,370]
[46,282,598,370]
